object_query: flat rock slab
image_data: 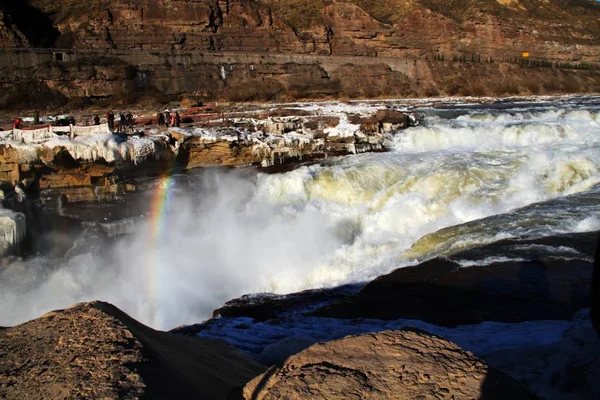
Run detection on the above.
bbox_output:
[243,329,538,400]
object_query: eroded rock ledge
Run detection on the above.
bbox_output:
[0,106,418,256]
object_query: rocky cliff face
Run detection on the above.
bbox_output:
[27,0,304,52]
[20,0,600,63]
[1,0,599,108]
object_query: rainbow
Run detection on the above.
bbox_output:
[147,175,173,323]
[150,175,173,243]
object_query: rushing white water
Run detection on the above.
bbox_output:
[2,100,600,330]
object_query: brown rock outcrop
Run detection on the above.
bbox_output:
[25,0,597,63]
[0,146,21,185]
[243,329,537,400]
[27,0,303,53]
[0,301,266,399]
[0,1,599,106]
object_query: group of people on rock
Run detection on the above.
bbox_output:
[118,112,135,132]
[11,108,184,133]
[158,110,181,128]
[104,111,135,132]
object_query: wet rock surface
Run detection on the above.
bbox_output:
[211,232,596,327]
[0,301,265,399]
[243,329,538,400]
[312,232,596,326]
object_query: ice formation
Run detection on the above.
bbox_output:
[0,207,26,257]
[99,218,136,238]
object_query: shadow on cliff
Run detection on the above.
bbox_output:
[0,1,60,47]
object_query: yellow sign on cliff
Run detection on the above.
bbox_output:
[522,52,530,58]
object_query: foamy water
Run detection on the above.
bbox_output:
[2,99,600,329]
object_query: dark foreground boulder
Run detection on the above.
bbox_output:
[312,258,592,326]
[312,233,596,326]
[0,301,266,399]
[593,233,600,337]
[243,329,538,400]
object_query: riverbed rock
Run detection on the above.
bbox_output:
[0,301,266,399]
[243,329,537,400]
[312,232,596,326]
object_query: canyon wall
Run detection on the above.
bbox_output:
[19,0,600,62]
[1,0,600,108]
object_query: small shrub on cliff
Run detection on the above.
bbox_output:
[470,85,486,96]
[543,79,560,92]
[562,76,581,93]
[493,81,520,96]
[526,81,541,95]
[424,87,440,97]
[445,81,462,96]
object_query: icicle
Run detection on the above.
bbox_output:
[0,209,26,257]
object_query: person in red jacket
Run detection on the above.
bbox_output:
[13,118,22,129]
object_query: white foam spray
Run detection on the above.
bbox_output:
[2,104,600,329]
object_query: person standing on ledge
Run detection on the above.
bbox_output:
[126,112,134,131]
[93,115,100,125]
[175,111,181,127]
[118,112,126,132]
[13,118,22,129]
[164,110,171,128]
[107,111,115,131]
[33,110,40,125]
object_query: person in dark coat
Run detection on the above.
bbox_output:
[93,115,100,125]
[164,110,171,128]
[175,111,181,127]
[157,112,165,127]
[107,111,115,130]
[126,112,134,131]
[118,112,126,132]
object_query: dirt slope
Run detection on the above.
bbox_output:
[0,301,266,399]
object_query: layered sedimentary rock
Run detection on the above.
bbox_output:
[0,108,416,193]
[0,107,416,256]
[20,0,600,62]
[0,301,265,399]
[0,1,599,107]
[243,329,537,400]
